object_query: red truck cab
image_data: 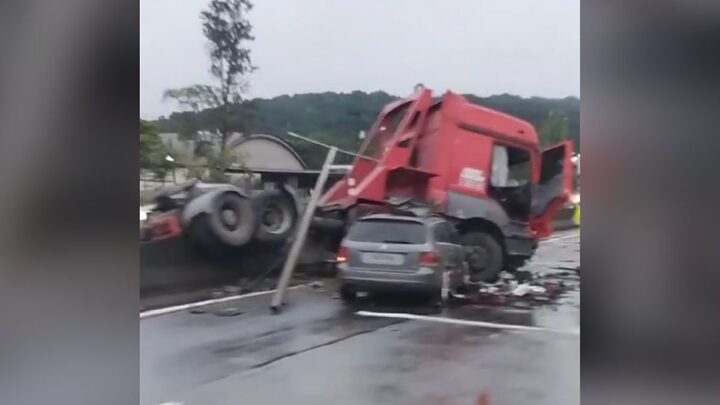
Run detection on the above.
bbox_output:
[320,88,575,281]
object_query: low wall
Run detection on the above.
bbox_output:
[140,236,332,298]
[140,237,285,296]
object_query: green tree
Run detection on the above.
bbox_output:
[539,111,569,147]
[163,0,256,180]
[140,120,173,180]
[186,165,207,181]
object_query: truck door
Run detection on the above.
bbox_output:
[530,140,576,238]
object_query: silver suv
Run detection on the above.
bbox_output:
[336,214,467,303]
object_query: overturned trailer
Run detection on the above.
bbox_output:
[140,135,345,295]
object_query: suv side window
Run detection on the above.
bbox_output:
[432,223,450,243]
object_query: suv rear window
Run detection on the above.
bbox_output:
[347,219,426,244]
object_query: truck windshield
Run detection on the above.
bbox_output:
[362,103,410,159]
[347,219,426,244]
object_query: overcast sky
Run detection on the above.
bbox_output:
[140,0,579,119]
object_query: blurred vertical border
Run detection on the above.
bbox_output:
[582,0,720,403]
[0,0,139,404]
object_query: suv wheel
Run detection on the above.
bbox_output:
[339,284,356,304]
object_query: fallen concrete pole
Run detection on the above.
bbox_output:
[271,147,337,313]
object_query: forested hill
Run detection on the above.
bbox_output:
[153,91,579,168]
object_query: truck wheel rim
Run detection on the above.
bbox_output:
[261,203,291,234]
[466,245,489,272]
[220,206,239,229]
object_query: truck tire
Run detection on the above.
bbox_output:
[252,190,297,244]
[206,191,257,247]
[184,214,232,256]
[460,232,504,282]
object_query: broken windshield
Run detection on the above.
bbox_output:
[361,103,410,159]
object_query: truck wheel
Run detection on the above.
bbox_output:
[252,190,297,243]
[460,232,504,282]
[207,191,257,247]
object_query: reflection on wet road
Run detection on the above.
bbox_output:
[141,231,579,405]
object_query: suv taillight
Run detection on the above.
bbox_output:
[420,251,439,265]
[336,247,349,263]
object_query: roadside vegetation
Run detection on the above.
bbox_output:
[153,92,578,169]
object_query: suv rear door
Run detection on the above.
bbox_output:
[530,140,576,238]
[345,219,429,271]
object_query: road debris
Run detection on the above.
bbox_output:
[460,263,579,308]
[512,283,546,297]
[214,307,244,317]
[223,285,245,295]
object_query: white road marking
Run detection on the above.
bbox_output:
[156,402,183,405]
[355,310,579,336]
[542,231,580,243]
[524,262,579,268]
[140,284,308,319]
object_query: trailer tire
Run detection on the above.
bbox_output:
[460,232,504,282]
[185,214,232,256]
[252,190,297,244]
[205,191,257,247]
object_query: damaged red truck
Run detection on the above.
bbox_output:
[316,88,576,281]
[142,87,576,284]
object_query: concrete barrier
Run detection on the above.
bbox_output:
[140,236,284,297]
[140,235,332,299]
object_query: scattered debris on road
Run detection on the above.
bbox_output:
[512,283,547,297]
[459,263,580,308]
[214,307,244,317]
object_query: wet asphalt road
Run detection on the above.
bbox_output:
[141,230,580,405]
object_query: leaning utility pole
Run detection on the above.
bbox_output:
[271,147,337,313]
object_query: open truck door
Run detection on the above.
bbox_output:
[530,140,576,239]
